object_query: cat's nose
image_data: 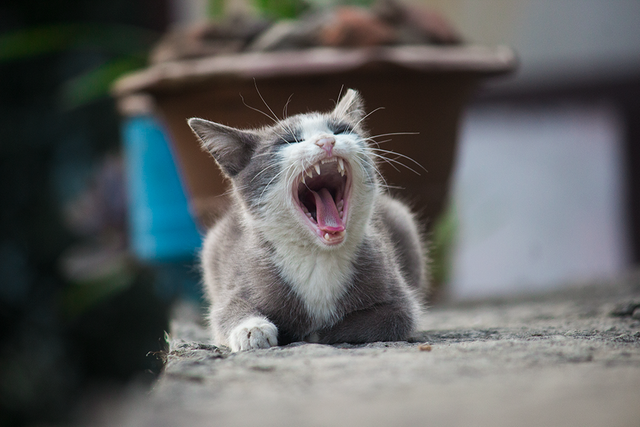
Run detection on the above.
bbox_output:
[315,136,335,156]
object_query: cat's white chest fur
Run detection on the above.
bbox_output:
[275,243,355,326]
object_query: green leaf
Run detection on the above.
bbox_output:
[253,0,309,19]
[59,57,146,110]
[0,23,158,62]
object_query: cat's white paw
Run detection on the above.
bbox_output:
[228,317,278,352]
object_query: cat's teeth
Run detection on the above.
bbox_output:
[306,170,313,178]
[301,175,306,184]
[314,164,321,175]
[337,200,344,209]
[324,233,330,241]
[338,158,344,172]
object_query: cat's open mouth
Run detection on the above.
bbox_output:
[294,157,351,245]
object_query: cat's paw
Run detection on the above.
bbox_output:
[228,317,278,352]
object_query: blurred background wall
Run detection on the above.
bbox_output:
[429,0,640,298]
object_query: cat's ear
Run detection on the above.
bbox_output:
[188,118,258,178]
[333,89,364,123]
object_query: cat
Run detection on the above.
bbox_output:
[188,89,427,352]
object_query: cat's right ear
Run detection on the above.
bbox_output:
[188,118,258,178]
[333,89,364,123]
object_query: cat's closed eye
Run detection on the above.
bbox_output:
[330,122,353,135]
[279,132,301,144]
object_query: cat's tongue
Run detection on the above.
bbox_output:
[311,188,345,232]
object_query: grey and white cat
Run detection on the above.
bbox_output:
[188,89,426,352]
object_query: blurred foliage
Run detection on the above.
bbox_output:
[0,23,158,109]
[0,2,170,426]
[0,23,157,61]
[207,0,376,20]
[253,0,310,19]
[429,201,457,292]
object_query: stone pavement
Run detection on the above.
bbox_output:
[89,273,640,427]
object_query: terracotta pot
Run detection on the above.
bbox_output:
[114,46,516,230]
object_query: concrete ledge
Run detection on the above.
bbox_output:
[90,274,640,427]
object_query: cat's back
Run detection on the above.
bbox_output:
[374,194,426,293]
[200,202,251,294]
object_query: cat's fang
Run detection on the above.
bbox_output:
[306,170,313,178]
[338,158,344,173]
[314,164,321,175]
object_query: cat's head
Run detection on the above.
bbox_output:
[188,89,379,249]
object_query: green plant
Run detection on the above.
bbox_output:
[206,0,375,20]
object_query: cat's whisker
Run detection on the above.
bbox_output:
[363,138,392,149]
[251,161,282,182]
[258,162,297,204]
[367,151,402,173]
[354,152,389,193]
[334,85,345,108]
[369,147,427,173]
[252,151,278,159]
[240,90,297,146]
[240,93,280,125]
[254,79,281,123]
[354,107,385,130]
[365,131,420,141]
[368,151,421,176]
[364,154,392,192]
[378,184,405,190]
[283,93,294,119]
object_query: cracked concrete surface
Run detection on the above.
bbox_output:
[89,274,640,427]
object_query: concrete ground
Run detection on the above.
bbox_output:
[88,273,640,427]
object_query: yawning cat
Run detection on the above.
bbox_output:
[188,89,426,351]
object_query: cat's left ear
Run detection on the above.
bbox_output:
[188,118,258,178]
[333,88,365,123]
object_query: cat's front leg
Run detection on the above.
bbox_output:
[228,316,278,352]
[316,300,418,344]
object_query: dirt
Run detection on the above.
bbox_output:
[86,273,640,427]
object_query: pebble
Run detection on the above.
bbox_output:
[418,344,432,352]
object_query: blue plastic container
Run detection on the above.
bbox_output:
[122,115,201,261]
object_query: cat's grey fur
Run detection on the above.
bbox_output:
[188,89,426,352]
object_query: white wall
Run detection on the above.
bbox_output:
[424,0,640,89]
[448,103,629,299]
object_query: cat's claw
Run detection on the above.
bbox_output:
[229,317,278,352]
